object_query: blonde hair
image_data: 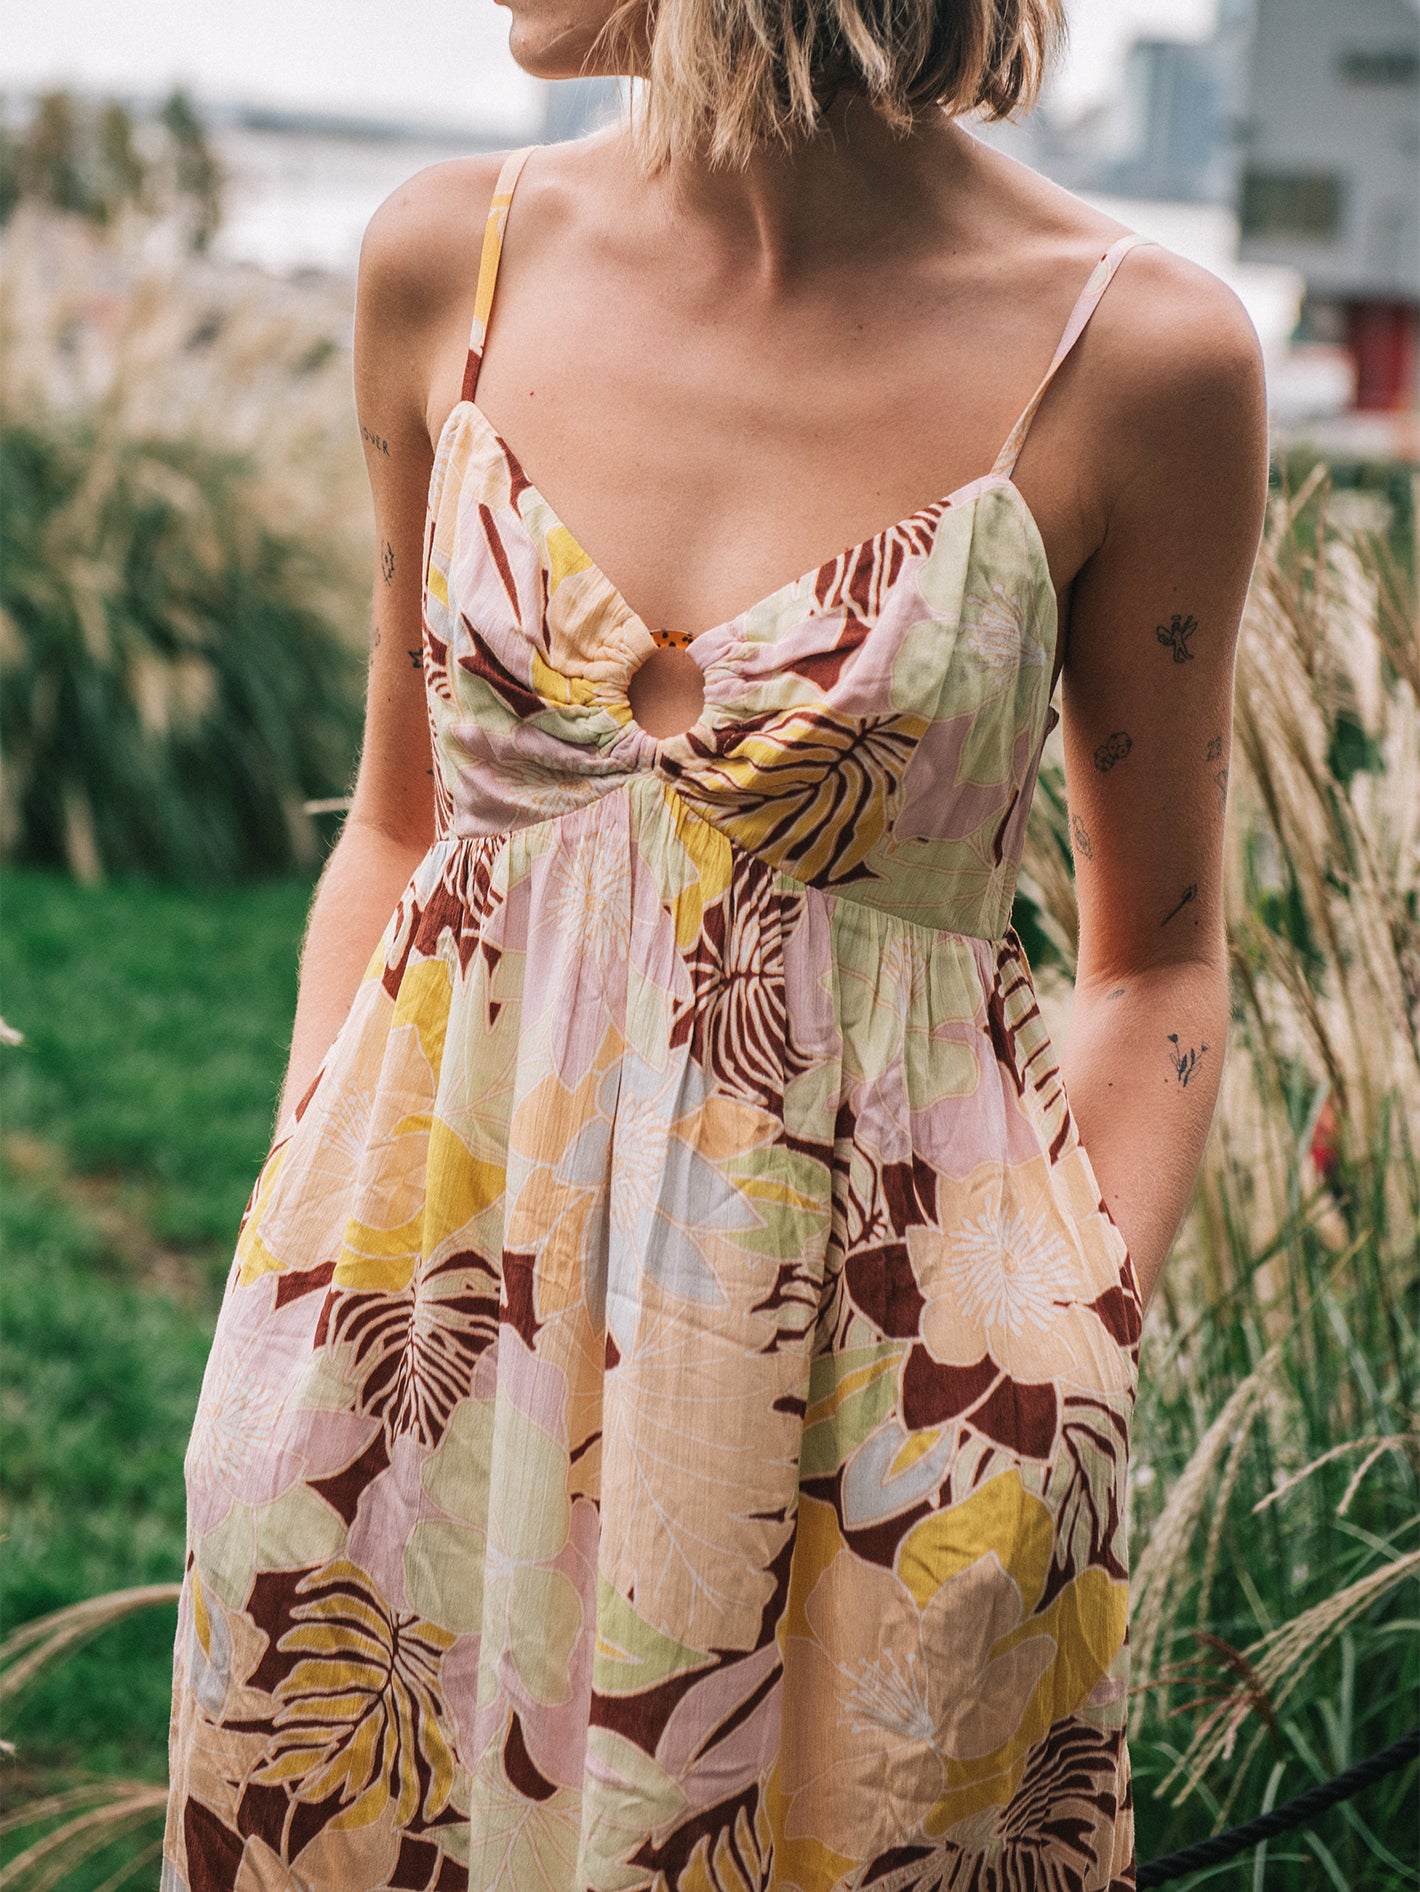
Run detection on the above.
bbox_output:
[591,0,1068,171]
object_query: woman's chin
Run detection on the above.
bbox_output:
[502,12,622,81]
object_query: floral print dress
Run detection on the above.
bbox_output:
[162,145,1158,1892]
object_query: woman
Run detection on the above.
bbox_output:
[163,0,1268,1885]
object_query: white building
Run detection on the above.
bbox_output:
[1235,0,1419,409]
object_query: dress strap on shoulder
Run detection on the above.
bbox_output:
[990,231,1160,480]
[461,145,539,405]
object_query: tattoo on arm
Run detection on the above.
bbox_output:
[1161,882,1198,927]
[1167,1033,1209,1086]
[1093,731,1133,772]
[371,626,382,649]
[1105,986,1127,1001]
[1215,767,1229,804]
[1071,813,1093,860]
[1156,613,1198,662]
[381,540,395,585]
[1206,734,1223,761]
[409,648,423,669]
[361,425,391,457]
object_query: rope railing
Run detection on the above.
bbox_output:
[1136,1725,1419,1886]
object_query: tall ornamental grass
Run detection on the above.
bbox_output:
[0,208,372,882]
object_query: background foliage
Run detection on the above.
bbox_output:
[0,88,224,251]
[0,147,371,884]
[0,133,1417,1887]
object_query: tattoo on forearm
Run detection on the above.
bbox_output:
[1206,734,1223,761]
[1215,768,1229,804]
[361,425,391,457]
[1071,813,1093,859]
[1167,1033,1209,1086]
[1161,882,1198,926]
[372,626,382,649]
[381,540,395,585]
[409,648,422,669]
[1106,986,1127,1001]
[1093,731,1133,773]
[1156,613,1198,662]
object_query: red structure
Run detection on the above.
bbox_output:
[1345,300,1420,412]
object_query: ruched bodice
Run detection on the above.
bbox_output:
[425,400,1060,942]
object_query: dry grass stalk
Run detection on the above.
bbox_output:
[1128,1349,1279,1695]
[1157,1547,1420,1809]
[0,1583,181,1707]
[1251,1432,1416,1516]
[88,1835,165,1892]
[1,1782,169,1891]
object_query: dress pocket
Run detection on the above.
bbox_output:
[992,929,1142,1332]
[1069,1122,1141,1318]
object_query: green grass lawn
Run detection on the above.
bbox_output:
[1,864,315,1781]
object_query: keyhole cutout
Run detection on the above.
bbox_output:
[626,645,706,739]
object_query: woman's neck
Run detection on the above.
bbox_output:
[624,96,980,289]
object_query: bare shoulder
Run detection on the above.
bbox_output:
[1085,243,1268,468]
[1098,242,1265,402]
[1078,242,1271,605]
[970,137,1265,398]
[357,151,513,327]
[1038,234,1272,560]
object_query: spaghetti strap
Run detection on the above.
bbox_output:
[990,231,1160,480]
[461,145,539,405]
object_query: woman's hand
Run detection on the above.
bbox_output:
[1054,247,1270,1314]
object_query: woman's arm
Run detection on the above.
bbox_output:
[1057,254,1270,1313]
[272,163,500,1133]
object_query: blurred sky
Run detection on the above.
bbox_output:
[3,0,1220,134]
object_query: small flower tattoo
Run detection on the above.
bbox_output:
[1167,1033,1209,1086]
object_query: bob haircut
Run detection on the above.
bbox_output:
[591,0,1068,172]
